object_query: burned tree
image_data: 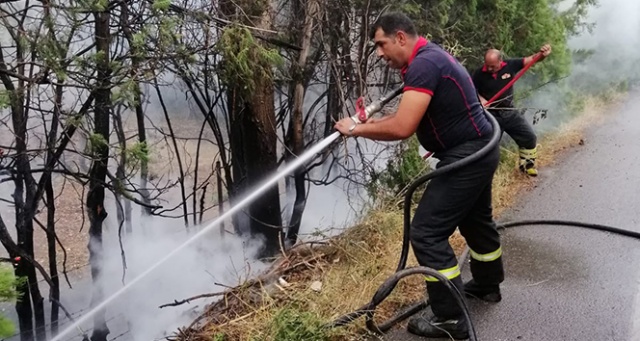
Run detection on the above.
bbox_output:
[211,0,284,257]
[284,0,319,244]
[85,5,112,340]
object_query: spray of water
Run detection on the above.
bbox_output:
[51,132,341,341]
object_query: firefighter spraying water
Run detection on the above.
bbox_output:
[334,12,502,339]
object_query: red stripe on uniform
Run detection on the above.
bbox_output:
[443,76,482,136]
[427,113,446,149]
[404,86,434,96]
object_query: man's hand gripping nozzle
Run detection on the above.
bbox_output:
[350,86,404,124]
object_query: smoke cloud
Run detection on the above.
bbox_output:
[520,0,640,132]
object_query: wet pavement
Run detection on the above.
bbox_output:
[382,93,640,341]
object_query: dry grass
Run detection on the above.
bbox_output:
[175,94,626,341]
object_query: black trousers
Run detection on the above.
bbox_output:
[490,108,537,149]
[410,135,504,319]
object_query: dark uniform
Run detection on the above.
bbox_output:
[402,38,504,323]
[472,59,538,175]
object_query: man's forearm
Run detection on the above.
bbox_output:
[352,114,413,141]
[524,51,546,65]
[367,113,395,123]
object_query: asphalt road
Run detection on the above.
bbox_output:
[382,92,640,341]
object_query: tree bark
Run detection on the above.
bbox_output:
[323,5,344,138]
[87,8,112,341]
[0,40,45,341]
[113,110,131,236]
[120,3,151,223]
[220,0,284,258]
[45,83,64,335]
[286,0,317,245]
[243,69,283,257]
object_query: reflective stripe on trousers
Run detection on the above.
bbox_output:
[424,264,461,282]
[470,246,502,262]
[519,147,537,160]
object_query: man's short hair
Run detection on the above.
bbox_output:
[369,12,417,40]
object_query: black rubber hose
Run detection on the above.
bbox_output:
[364,267,477,341]
[397,111,502,272]
[498,220,640,239]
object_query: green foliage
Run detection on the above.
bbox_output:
[67,114,84,127]
[131,31,147,51]
[124,142,150,169]
[555,0,598,36]
[92,0,108,11]
[92,51,107,65]
[152,0,171,11]
[259,308,329,341]
[211,334,226,341]
[0,265,23,337]
[112,79,140,109]
[368,136,430,201]
[89,133,109,152]
[216,26,283,96]
[385,0,595,82]
[0,90,12,109]
[158,18,177,43]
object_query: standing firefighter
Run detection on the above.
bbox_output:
[335,13,504,339]
[472,45,552,176]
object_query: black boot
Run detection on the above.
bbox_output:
[407,309,469,339]
[464,279,501,302]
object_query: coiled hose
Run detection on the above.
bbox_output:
[328,110,640,341]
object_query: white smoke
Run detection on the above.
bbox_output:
[520,0,640,132]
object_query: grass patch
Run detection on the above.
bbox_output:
[172,94,625,341]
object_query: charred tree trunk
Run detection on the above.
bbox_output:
[113,110,130,234]
[45,83,64,335]
[219,0,248,237]
[0,42,45,341]
[285,0,317,245]
[219,1,284,256]
[6,98,34,341]
[227,89,248,234]
[356,7,370,96]
[133,94,150,223]
[120,3,151,222]
[87,8,112,341]
[323,5,344,137]
[243,71,283,257]
[0,213,32,341]
[45,180,59,334]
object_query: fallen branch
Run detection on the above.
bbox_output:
[159,292,225,309]
[168,242,336,339]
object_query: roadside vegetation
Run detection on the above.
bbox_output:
[170,85,629,341]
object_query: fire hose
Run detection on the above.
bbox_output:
[328,55,640,340]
